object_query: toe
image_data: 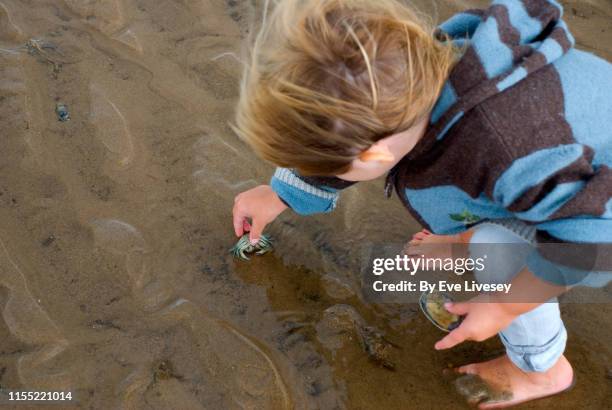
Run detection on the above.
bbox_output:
[457,364,479,375]
[478,398,501,410]
[478,398,516,410]
[479,402,497,409]
[413,232,428,240]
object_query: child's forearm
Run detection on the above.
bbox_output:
[497,267,569,316]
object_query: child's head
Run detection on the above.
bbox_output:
[235,0,457,177]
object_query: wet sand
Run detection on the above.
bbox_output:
[0,0,610,409]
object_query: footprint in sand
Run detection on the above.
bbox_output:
[89,84,135,167]
[63,0,125,34]
[151,299,293,409]
[0,238,70,389]
[0,2,24,43]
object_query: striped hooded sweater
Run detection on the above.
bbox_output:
[269,0,612,286]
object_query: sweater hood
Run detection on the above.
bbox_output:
[425,0,575,144]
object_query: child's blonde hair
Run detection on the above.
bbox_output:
[235,0,457,175]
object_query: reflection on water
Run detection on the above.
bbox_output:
[0,0,610,409]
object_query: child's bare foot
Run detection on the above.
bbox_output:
[404,229,470,259]
[454,354,574,409]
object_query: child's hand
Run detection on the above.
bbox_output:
[433,295,520,350]
[434,269,567,350]
[232,185,287,244]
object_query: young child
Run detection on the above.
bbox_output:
[232,0,612,407]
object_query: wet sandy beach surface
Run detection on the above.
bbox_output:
[0,0,610,408]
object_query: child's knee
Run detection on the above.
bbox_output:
[468,222,533,284]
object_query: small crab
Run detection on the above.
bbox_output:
[317,304,400,371]
[359,325,400,370]
[55,103,70,121]
[419,291,463,332]
[230,234,273,260]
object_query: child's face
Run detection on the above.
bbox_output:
[336,117,429,182]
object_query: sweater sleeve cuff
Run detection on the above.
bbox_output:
[270,168,339,215]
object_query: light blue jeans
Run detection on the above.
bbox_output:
[468,220,567,373]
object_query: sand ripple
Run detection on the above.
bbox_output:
[90,219,146,254]
[0,238,70,389]
[113,27,143,54]
[89,84,135,166]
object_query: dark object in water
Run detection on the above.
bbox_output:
[41,235,56,247]
[419,291,462,332]
[55,103,70,121]
[318,304,400,371]
[153,360,183,381]
[359,325,400,371]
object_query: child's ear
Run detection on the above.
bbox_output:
[358,143,395,162]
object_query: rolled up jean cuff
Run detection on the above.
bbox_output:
[500,323,567,373]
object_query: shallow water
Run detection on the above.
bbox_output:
[0,0,610,409]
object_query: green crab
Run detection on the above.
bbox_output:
[230,234,273,260]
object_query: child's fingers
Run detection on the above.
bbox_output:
[233,220,244,237]
[445,302,470,316]
[248,218,265,245]
[243,220,251,232]
[232,207,247,237]
[434,326,468,350]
